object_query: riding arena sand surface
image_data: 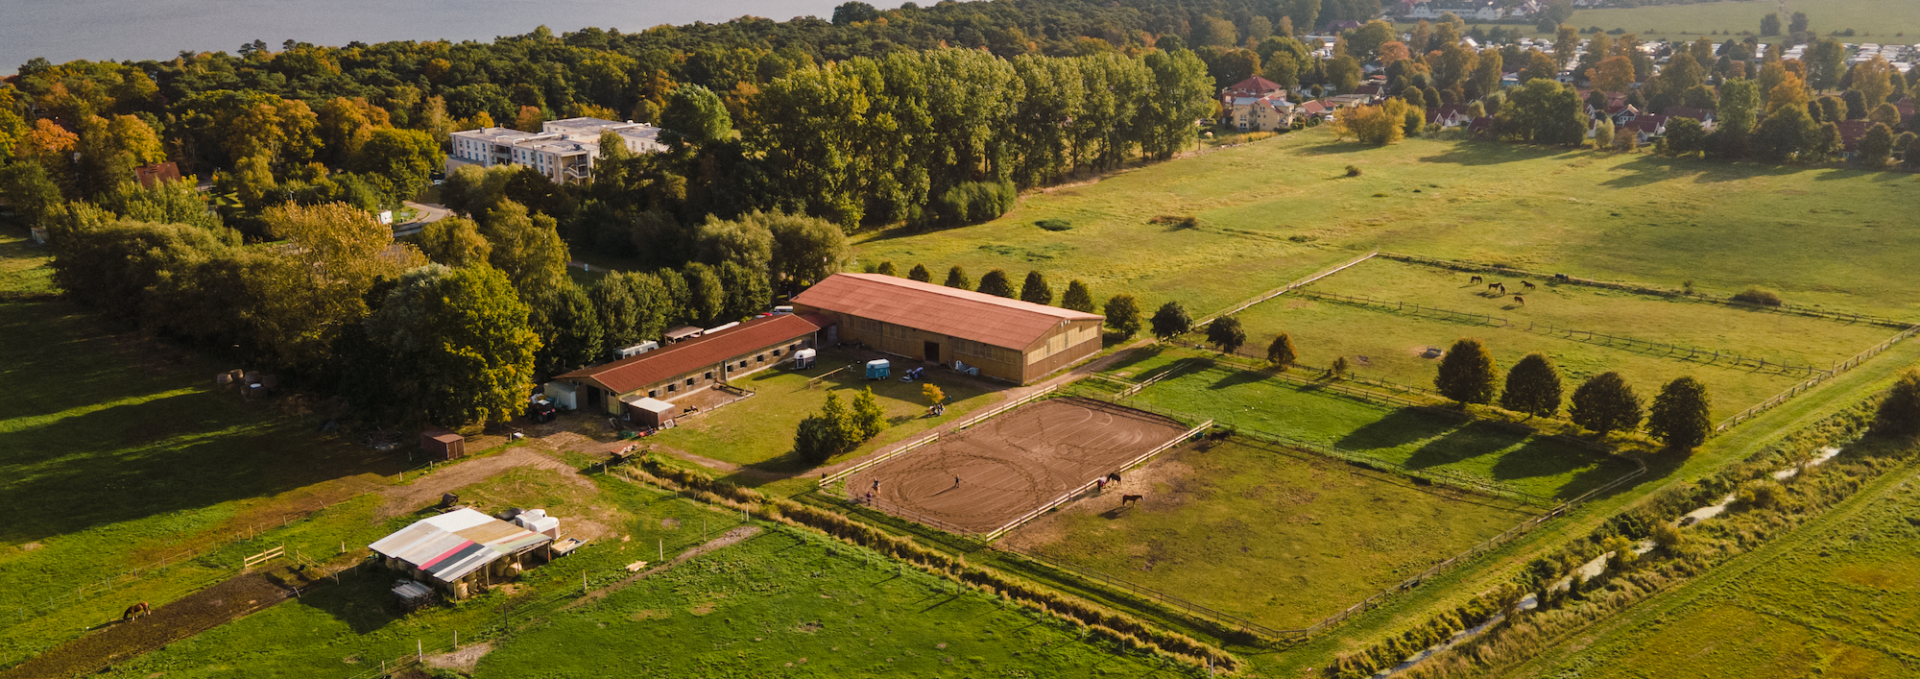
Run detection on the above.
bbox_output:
[850,397,1189,534]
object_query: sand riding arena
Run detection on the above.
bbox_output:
[848,397,1199,535]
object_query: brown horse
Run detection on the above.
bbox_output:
[1514,295,1526,305]
[1522,281,1536,290]
[1469,275,1483,284]
[1120,494,1143,507]
[122,602,151,621]
[1486,282,1501,292]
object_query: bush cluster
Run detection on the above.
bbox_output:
[931,180,1016,227]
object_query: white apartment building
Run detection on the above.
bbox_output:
[449,117,667,184]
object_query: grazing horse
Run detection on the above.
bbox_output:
[1120,494,1144,507]
[1469,275,1483,285]
[1514,295,1526,305]
[122,602,152,621]
[1106,472,1122,483]
[1486,282,1501,292]
[1522,281,1536,290]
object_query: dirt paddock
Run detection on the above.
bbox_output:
[850,397,1190,534]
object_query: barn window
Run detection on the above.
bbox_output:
[705,371,713,380]
[667,384,677,393]
[757,354,765,362]
[648,390,657,398]
[686,378,695,386]
[773,349,782,357]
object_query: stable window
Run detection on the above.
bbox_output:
[757,354,765,362]
[667,384,677,393]
[739,361,749,368]
[648,390,657,398]
[685,378,695,386]
[704,371,713,380]
[773,349,782,357]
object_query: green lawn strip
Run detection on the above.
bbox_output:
[1003,438,1537,630]
[0,228,54,298]
[474,527,1199,679]
[1113,349,1632,501]
[1307,257,1900,368]
[94,475,750,678]
[1222,292,1809,423]
[645,347,1000,473]
[1238,337,1920,677]
[856,132,1920,319]
[1509,461,1920,678]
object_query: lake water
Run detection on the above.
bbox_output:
[0,0,866,69]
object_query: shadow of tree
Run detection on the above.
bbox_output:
[1335,408,1459,452]
[1404,420,1530,471]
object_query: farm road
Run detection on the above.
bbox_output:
[378,446,588,519]
[0,572,290,678]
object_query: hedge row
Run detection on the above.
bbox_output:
[1335,395,1906,679]
[628,456,1240,672]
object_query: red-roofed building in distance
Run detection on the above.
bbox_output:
[792,273,1104,385]
[557,313,830,417]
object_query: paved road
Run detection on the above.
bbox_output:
[391,201,450,238]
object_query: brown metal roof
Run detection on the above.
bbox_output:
[560,314,826,394]
[792,273,1102,350]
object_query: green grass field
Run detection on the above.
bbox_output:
[1544,0,1920,40]
[1207,257,1903,423]
[854,132,1920,322]
[1003,438,1536,630]
[94,471,756,678]
[1515,464,1920,679]
[1100,348,1639,501]
[647,347,999,478]
[475,528,1198,679]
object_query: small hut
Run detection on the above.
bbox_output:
[421,430,466,460]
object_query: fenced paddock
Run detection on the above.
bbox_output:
[849,397,1193,535]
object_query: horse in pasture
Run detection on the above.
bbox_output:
[1120,494,1143,507]
[1470,275,1483,284]
[1514,295,1526,305]
[122,602,151,621]
[1522,281,1536,290]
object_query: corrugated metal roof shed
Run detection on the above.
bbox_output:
[793,273,1102,350]
[368,508,553,584]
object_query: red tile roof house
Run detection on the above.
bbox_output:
[558,313,830,418]
[793,273,1104,385]
[1220,75,1286,109]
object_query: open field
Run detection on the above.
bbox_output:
[1210,257,1904,422]
[645,347,998,476]
[852,397,1192,534]
[854,132,1920,321]
[1100,348,1639,501]
[1003,437,1536,630]
[88,470,755,678]
[1512,461,1920,679]
[475,528,1198,679]
[1549,0,1920,40]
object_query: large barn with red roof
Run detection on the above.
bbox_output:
[792,273,1104,385]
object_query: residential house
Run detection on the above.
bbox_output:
[1428,104,1475,128]
[1226,96,1298,131]
[448,117,666,184]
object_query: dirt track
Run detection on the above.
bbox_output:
[1,573,291,678]
[851,397,1188,533]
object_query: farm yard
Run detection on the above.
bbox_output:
[640,346,999,487]
[1097,348,1640,502]
[471,528,1197,679]
[1209,256,1906,423]
[849,397,1196,534]
[1000,437,1537,631]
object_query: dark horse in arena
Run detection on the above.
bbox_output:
[1120,494,1143,507]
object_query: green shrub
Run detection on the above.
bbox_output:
[1035,219,1072,231]
[931,180,1016,227]
[1345,164,1363,177]
[1148,215,1200,229]
[1731,286,1782,306]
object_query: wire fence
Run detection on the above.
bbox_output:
[1715,324,1920,431]
[1376,252,1917,329]
[1194,251,1379,327]
[1292,289,1833,376]
[1226,426,1554,508]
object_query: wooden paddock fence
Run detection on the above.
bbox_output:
[817,385,1060,491]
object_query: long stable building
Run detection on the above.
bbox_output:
[793,273,1104,385]
[557,313,830,419]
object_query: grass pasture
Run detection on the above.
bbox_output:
[1213,257,1904,423]
[645,347,998,481]
[855,132,1920,322]
[1099,348,1639,501]
[1520,464,1920,679]
[474,528,1197,679]
[92,471,756,679]
[1002,437,1536,631]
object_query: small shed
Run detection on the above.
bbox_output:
[865,359,890,379]
[421,430,466,460]
[792,348,817,369]
[624,396,676,428]
[664,326,704,343]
